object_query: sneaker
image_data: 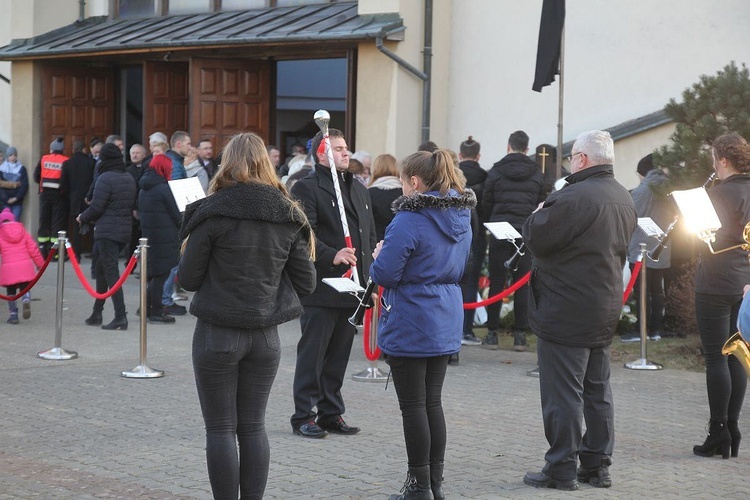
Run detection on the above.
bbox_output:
[148,313,176,324]
[620,332,641,343]
[482,330,499,350]
[172,292,188,301]
[577,465,612,488]
[648,332,662,341]
[22,299,31,320]
[461,333,482,346]
[7,313,19,324]
[163,304,187,316]
[513,330,528,352]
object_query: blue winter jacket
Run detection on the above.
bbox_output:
[370,189,475,357]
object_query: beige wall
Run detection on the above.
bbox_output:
[614,124,676,190]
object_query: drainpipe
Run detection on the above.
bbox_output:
[78,0,86,22]
[375,0,433,144]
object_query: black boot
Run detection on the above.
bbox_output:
[389,466,433,500]
[38,242,49,260]
[693,419,731,459]
[430,462,444,500]
[85,312,103,326]
[102,316,128,331]
[728,419,741,458]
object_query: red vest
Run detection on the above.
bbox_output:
[40,153,68,191]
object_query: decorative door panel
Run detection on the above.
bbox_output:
[144,62,189,139]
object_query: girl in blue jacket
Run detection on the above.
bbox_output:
[371,149,474,500]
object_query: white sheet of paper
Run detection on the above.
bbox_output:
[484,222,522,241]
[637,217,665,238]
[671,187,722,234]
[322,278,365,294]
[168,177,206,212]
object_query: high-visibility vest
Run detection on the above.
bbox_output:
[39,153,68,191]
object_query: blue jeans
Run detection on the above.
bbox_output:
[192,319,281,500]
[162,265,178,306]
[2,203,22,222]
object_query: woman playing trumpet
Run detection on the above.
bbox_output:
[693,133,750,459]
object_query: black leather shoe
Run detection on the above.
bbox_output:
[102,317,128,331]
[85,313,102,326]
[577,465,612,488]
[318,417,360,435]
[293,421,328,439]
[523,471,578,491]
[148,314,176,324]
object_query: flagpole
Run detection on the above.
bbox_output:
[556,24,565,181]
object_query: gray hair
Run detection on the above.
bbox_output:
[149,132,168,146]
[573,130,614,166]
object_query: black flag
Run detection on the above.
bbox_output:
[532,0,565,92]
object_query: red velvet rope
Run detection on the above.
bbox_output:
[463,272,531,310]
[0,247,57,301]
[362,286,383,361]
[67,246,138,300]
[622,260,643,305]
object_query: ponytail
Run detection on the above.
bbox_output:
[401,149,465,195]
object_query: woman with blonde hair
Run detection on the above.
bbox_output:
[179,132,316,499]
[367,154,402,240]
[371,149,475,499]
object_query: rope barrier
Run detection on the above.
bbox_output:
[362,285,383,361]
[66,246,138,300]
[463,272,531,310]
[0,247,57,301]
[622,260,643,305]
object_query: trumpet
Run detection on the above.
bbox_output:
[348,278,377,327]
[722,331,750,377]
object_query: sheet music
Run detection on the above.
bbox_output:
[168,177,206,212]
[322,278,365,294]
[671,187,722,234]
[637,217,665,238]
[483,222,522,241]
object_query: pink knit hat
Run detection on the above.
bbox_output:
[0,208,15,223]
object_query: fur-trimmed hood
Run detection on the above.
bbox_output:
[180,182,311,241]
[391,189,476,242]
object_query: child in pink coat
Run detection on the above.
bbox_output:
[0,208,44,324]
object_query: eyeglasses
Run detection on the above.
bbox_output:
[568,151,586,162]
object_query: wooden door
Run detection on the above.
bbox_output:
[143,61,189,141]
[42,66,115,156]
[190,58,271,150]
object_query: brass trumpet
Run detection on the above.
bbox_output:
[722,332,750,377]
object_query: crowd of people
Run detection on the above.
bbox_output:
[2,126,750,499]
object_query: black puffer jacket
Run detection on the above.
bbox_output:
[138,168,181,277]
[523,164,637,348]
[178,182,317,329]
[459,160,487,220]
[78,154,135,244]
[482,153,545,230]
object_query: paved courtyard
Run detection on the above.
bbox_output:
[0,263,748,499]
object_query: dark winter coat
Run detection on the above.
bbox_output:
[0,163,28,207]
[370,189,474,357]
[627,169,676,268]
[367,175,402,241]
[522,164,637,348]
[694,174,750,295]
[291,165,377,308]
[178,182,317,329]
[78,157,136,244]
[482,153,546,231]
[459,160,487,219]
[138,168,181,277]
[60,152,95,215]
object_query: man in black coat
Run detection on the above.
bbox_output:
[60,140,95,261]
[481,131,545,350]
[522,130,637,491]
[289,129,377,438]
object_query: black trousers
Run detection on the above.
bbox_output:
[291,306,356,428]
[487,238,531,331]
[37,190,67,241]
[147,271,169,317]
[92,238,127,319]
[387,355,449,468]
[537,337,614,481]
[630,263,666,332]
[695,292,747,422]
[460,230,486,336]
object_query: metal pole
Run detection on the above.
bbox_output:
[122,238,164,378]
[625,243,663,370]
[352,296,388,382]
[556,24,565,181]
[38,231,78,360]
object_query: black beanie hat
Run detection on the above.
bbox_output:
[637,154,655,176]
[99,143,122,161]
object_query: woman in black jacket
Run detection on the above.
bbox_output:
[367,153,402,240]
[179,132,316,499]
[138,153,181,323]
[77,143,136,330]
[693,133,750,459]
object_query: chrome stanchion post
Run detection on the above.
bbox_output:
[122,238,164,378]
[38,231,78,360]
[625,243,663,370]
[352,297,388,382]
